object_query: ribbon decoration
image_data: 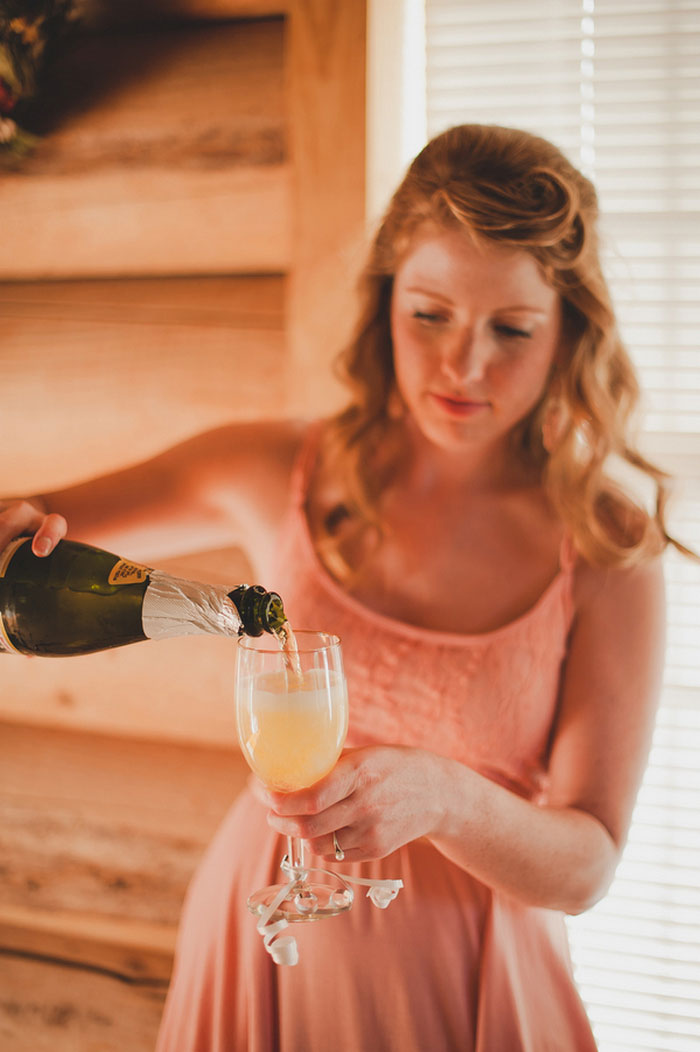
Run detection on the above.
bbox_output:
[256,857,404,966]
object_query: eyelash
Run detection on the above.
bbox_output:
[494,324,532,340]
[412,312,531,340]
[413,310,445,324]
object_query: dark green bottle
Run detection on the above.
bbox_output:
[0,538,287,657]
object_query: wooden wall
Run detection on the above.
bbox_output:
[0,2,367,1047]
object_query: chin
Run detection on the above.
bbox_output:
[415,416,494,454]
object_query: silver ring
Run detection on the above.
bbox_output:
[332,830,345,862]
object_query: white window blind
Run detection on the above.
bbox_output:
[425,3,700,1051]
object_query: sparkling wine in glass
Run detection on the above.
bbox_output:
[236,629,352,921]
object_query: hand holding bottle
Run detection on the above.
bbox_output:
[0,535,288,657]
[0,498,67,556]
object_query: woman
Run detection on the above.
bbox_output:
[2,125,683,1050]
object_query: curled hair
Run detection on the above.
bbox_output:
[321,124,691,574]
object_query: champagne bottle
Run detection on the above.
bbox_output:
[0,537,287,657]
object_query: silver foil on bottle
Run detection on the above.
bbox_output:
[141,571,242,641]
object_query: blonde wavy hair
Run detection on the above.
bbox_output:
[320,124,690,574]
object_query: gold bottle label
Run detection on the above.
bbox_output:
[0,536,30,578]
[107,560,150,586]
[0,538,28,652]
[0,620,18,653]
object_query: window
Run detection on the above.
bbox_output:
[425,3,700,1049]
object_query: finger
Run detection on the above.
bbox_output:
[0,500,46,545]
[325,826,351,862]
[301,828,351,862]
[264,783,334,817]
[0,502,67,556]
[267,800,350,842]
[266,809,319,839]
[296,825,354,862]
[31,513,67,556]
[247,773,270,805]
[265,750,362,817]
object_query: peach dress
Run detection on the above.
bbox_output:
[156,431,598,1052]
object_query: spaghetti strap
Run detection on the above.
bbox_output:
[559,533,578,573]
[558,533,578,627]
[288,422,324,509]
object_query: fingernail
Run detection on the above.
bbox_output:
[34,538,52,556]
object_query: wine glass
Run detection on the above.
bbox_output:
[236,629,353,922]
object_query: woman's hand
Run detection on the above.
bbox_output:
[0,499,67,556]
[262,745,449,863]
[263,554,666,914]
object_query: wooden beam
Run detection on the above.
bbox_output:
[0,904,175,983]
[0,954,166,1052]
[2,164,291,281]
[0,721,247,845]
[89,0,287,19]
[0,628,256,744]
[0,276,285,494]
[0,721,246,871]
[284,0,367,414]
[0,723,251,1043]
[2,19,289,279]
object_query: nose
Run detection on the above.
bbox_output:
[441,328,487,385]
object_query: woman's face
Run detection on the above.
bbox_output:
[390,225,563,457]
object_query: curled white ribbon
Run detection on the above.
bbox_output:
[256,861,403,966]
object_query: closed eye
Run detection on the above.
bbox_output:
[494,324,532,339]
[413,310,447,324]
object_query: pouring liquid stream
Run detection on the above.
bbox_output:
[274,620,304,684]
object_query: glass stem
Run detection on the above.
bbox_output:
[287,835,305,873]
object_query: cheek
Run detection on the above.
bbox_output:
[496,350,555,408]
[392,320,430,391]
[393,348,420,407]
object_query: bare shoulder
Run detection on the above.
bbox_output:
[572,551,666,622]
[548,551,667,851]
[567,551,667,740]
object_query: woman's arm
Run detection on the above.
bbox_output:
[265,556,666,914]
[0,420,305,563]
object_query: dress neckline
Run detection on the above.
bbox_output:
[294,495,575,646]
[287,421,576,645]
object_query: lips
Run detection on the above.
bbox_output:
[430,392,490,417]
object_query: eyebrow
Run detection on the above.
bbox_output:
[494,305,549,317]
[404,286,453,303]
[404,286,549,316]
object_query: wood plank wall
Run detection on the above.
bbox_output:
[0,2,367,1047]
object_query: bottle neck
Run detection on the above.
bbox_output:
[227,584,286,637]
[141,571,242,641]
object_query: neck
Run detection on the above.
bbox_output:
[394,420,538,497]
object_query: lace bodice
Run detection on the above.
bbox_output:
[266,429,576,802]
